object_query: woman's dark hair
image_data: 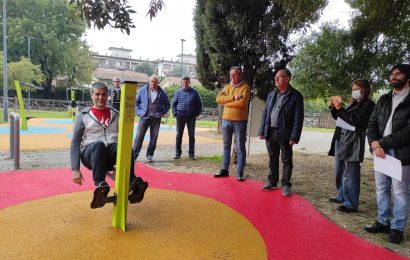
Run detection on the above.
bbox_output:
[352,79,371,99]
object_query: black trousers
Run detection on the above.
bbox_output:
[265,128,293,187]
[81,142,135,185]
[175,116,196,156]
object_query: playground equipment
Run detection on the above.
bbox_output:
[88,81,141,232]
[14,81,29,130]
[66,87,85,120]
[20,82,44,112]
[13,81,44,130]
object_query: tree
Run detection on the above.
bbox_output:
[135,62,156,76]
[60,42,97,89]
[8,58,45,92]
[346,0,410,83]
[290,24,355,99]
[170,64,189,77]
[194,0,327,99]
[291,0,410,100]
[70,0,165,34]
[0,53,44,92]
[4,0,94,98]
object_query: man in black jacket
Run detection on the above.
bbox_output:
[258,68,304,197]
[365,64,410,244]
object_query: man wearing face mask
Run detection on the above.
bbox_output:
[328,79,375,213]
[365,64,410,244]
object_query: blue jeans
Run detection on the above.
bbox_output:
[175,116,196,156]
[132,117,161,157]
[334,141,361,208]
[221,120,247,174]
[375,150,410,231]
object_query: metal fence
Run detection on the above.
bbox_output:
[1,97,335,128]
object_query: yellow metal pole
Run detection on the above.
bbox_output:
[112,81,137,231]
[14,81,28,130]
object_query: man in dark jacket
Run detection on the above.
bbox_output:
[132,75,170,162]
[258,68,304,197]
[172,76,202,160]
[365,64,410,244]
[109,77,121,111]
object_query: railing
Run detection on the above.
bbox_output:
[0,97,92,112]
[10,112,20,169]
[316,112,336,129]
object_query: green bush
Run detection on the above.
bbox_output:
[164,84,218,108]
[304,98,329,113]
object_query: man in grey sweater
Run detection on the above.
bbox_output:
[70,82,148,207]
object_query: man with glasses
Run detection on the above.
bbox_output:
[258,68,304,197]
[365,64,410,244]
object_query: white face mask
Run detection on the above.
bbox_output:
[352,90,361,100]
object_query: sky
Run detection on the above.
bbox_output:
[84,0,353,61]
[84,0,197,61]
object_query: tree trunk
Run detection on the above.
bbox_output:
[217,105,223,133]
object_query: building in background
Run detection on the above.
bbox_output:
[92,47,197,79]
[93,67,150,90]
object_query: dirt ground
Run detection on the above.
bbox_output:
[150,152,410,258]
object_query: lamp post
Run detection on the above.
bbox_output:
[180,38,185,85]
[2,0,8,122]
[27,36,36,112]
[27,36,35,61]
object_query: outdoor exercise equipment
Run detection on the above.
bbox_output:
[66,87,85,120]
[14,81,28,130]
[88,81,144,232]
[20,82,43,112]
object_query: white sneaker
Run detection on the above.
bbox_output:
[147,155,153,162]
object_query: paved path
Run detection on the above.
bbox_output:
[1,127,372,172]
[0,118,372,171]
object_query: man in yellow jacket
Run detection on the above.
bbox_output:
[214,66,251,181]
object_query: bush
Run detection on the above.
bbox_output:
[304,98,329,113]
[164,84,218,108]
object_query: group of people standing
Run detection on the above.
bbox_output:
[70,63,410,244]
[327,64,410,244]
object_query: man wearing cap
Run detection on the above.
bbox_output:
[365,64,410,244]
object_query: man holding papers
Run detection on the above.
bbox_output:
[366,64,410,244]
[328,79,375,213]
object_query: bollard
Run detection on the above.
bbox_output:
[10,114,15,158]
[9,112,20,169]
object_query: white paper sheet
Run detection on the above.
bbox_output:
[336,117,356,131]
[374,154,402,181]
